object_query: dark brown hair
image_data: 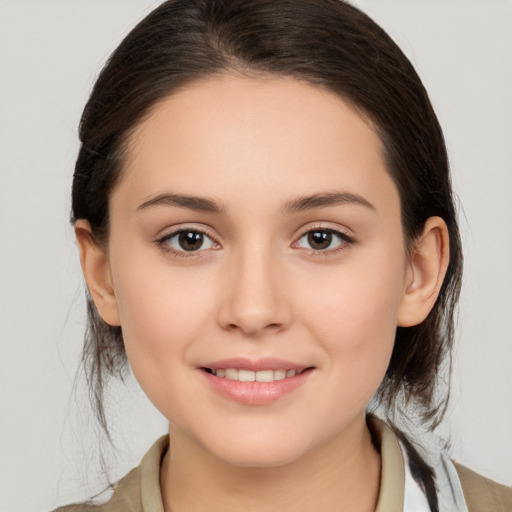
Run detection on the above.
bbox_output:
[72,0,462,491]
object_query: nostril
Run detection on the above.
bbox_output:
[225,322,284,337]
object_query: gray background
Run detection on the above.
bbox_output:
[0,1,511,510]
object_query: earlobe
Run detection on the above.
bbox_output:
[397,217,450,327]
[75,220,121,327]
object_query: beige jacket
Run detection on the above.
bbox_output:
[55,420,512,511]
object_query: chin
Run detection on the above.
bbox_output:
[216,445,303,468]
[202,428,316,469]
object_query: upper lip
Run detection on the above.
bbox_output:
[200,357,311,372]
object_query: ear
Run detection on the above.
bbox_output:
[75,220,120,326]
[397,216,450,327]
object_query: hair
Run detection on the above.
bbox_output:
[72,0,462,504]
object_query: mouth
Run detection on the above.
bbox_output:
[199,360,314,405]
[202,367,308,382]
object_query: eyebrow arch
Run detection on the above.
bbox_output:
[137,193,225,214]
[282,191,375,214]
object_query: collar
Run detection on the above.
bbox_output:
[368,416,405,511]
[139,434,167,512]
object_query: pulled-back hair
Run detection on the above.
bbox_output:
[73,0,462,456]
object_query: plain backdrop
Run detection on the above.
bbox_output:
[0,1,511,511]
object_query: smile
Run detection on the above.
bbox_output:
[204,368,305,382]
[200,360,314,405]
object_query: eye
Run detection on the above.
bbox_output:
[295,228,353,252]
[159,229,217,254]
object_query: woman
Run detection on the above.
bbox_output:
[53,0,511,510]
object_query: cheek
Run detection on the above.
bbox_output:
[295,254,406,386]
[109,251,215,390]
[113,275,215,425]
[300,260,404,334]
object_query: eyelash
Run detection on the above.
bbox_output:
[156,227,220,259]
[155,226,355,259]
[293,226,355,255]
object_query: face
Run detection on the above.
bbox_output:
[102,74,412,467]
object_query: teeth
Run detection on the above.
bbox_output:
[255,370,274,382]
[209,368,302,382]
[224,368,238,380]
[238,369,255,382]
[274,369,286,380]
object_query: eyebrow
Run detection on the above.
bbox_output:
[137,193,225,214]
[136,191,374,215]
[282,192,375,214]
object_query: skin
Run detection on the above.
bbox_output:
[76,74,449,512]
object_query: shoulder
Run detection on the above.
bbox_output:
[52,435,168,512]
[454,462,512,512]
[53,435,169,512]
[53,467,142,512]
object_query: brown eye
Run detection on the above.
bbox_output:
[307,231,333,250]
[178,231,204,251]
[296,228,353,252]
[160,229,216,253]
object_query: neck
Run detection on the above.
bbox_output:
[160,415,381,512]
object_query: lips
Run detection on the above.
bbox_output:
[204,368,304,382]
[200,358,313,405]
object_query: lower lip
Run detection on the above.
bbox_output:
[201,369,313,405]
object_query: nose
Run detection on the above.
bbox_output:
[217,246,292,338]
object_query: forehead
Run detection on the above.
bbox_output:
[116,73,397,214]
